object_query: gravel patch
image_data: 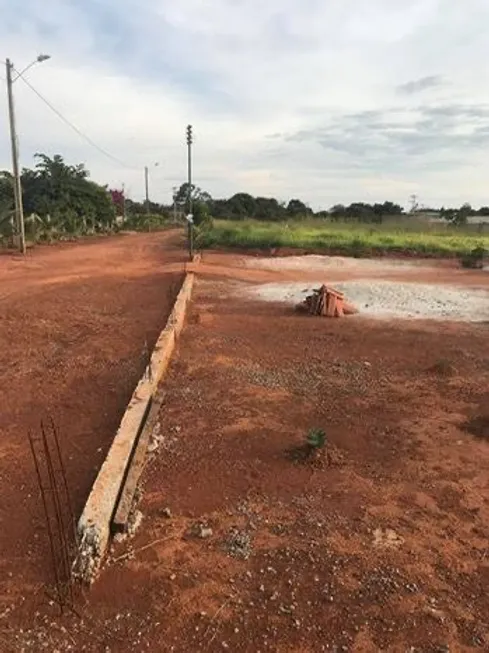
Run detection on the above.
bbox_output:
[233,359,384,397]
[225,528,253,560]
[246,280,489,322]
[244,255,423,272]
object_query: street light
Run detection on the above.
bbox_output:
[144,162,159,214]
[6,54,51,254]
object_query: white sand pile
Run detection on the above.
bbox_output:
[247,280,489,322]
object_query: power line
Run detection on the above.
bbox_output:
[14,68,134,170]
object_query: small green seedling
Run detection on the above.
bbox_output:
[306,428,327,451]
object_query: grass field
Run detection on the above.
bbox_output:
[200,219,489,257]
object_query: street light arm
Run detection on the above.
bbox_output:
[13,61,37,81]
[12,54,51,82]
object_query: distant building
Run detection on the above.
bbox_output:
[467,216,489,225]
[416,211,444,223]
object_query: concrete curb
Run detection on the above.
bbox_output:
[76,266,196,583]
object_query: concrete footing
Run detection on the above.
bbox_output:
[76,267,196,583]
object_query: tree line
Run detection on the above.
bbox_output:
[174,184,487,226]
[0,154,116,242]
[1,154,487,247]
[0,153,171,243]
[171,184,407,225]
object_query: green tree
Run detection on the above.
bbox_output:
[329,204,346,220]
[225,193,257,218]
[1,154,115,241]
[286,198,311,216]
[175,183,211,210]
[30,154,114,233]
[254,197,286,221]
[0,172,14,241]
[328,201,403,223]
[453,203,472,226]
[192,200,213,228]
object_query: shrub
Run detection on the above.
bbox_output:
[193,200,214,229]
[460,246,488,269]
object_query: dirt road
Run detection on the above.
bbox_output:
[0,231,185,613]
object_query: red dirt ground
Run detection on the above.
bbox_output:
[2,252,488,652]
[0,231,185,641]
[188,251,489,288]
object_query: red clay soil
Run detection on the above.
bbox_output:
[0,231,185,638]
[188,251,489,288]
[5,269,488,652]
[214,244,487,261]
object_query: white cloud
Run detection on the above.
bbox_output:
[1,0,489,209]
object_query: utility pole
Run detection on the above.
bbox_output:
[173,186,178,224]
[144,166,149,214]
[186,124,194,259]
[121,183,127,222]
[409,194,419,214]
[144,162,159,215]
[6,59,26,254]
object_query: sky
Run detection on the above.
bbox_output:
[1,0,489,210]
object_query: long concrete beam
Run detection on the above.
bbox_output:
[76,268,196,583]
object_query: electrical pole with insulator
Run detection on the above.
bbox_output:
[186,124,194,259]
